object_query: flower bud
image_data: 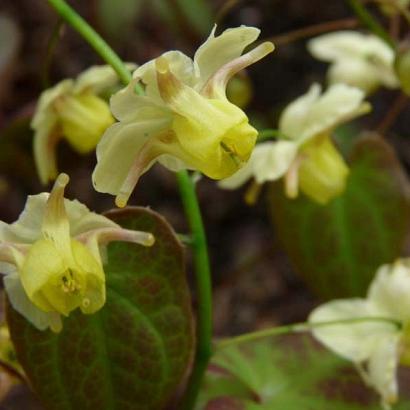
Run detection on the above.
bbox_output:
[298,136,349,205]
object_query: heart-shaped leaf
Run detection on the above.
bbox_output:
[268,136,410,298]
[7,207,194,410]
[199,334,410,409]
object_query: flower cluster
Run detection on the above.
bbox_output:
[92,26,274,207]
[0,174,154,332]
[309,260,410,409]
[9,25,274,331]
[220,83,370,204]
[308,31,398,94]
[32,65,132,185]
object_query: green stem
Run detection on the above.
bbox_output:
[216,316,401,350]
[347,0,395,48]
[46,0,143,92]
[45,1,213,408]
[177,171,213,410]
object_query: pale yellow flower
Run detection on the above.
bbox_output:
[309,259,410,410]
[219,83,370,205]
[308,31,398,94]
[92,26,274,207]
[32,65,134,185]
[0,173,154,332]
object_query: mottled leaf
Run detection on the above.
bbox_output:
[268,135,410,298]
[199,333,410,410]
[7,207,194,410]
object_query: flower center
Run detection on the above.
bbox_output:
[61,269,81,294]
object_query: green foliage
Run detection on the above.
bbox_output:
[199,334,410,409]
[97,0,142,42]
[150,0,213,37]
[268,135,410,298]
[6,207,194,410]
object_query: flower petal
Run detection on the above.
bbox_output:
[298,135,349,204]
[218,140,298,189]
[4,271,62,332]
[65,199,118,237]
[308,31,398,92]
[368,333,400,409]
[279,83,322,140]
[71,240,105,314]
[73,64,136,94]
[132,50,195,103]
[309,299,398,362]
[31,79,73,130]
[42,174,72,258]
[76,226,154,264]
[20,238,67,312]
[252,141,298,184]
[92,117,171,197]
[0,193,48,244]
[110,77,170,123]
[33,115,60,185]
[327,59,383,94]
[193,25,261,90]
[280,83,370,141]
[368,260,410,322]
[308,31,394,64]
[202,41,274,99]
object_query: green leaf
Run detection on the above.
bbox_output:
[268,136,410,298]
[200,334,410,409]
[6,207,194,410]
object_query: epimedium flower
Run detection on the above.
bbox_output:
[309,259,410,410]
[308,31,398,94]
[0,173,154,333]
[32,65,134,185]
[219,83,370,205]
[92,26,274,208]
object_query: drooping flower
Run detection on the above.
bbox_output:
[32,65,133,185]
[92,26,274,208]
[219,83,370,205]
[309,259,410,410]
[308,31,398,94]
[0,173,154,332]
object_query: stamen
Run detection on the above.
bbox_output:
[60,270,81,293]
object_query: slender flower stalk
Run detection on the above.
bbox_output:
[177,171,213,410]
[216,316,401,350]
[346,0,395,47]
[45,1,213,407]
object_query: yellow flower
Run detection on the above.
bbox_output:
[309,259,410,409]
[0,173,154,332]
[31,65,134,185]
[308,31,398,94]
[92,26,274,207]
[219,83,370,205]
